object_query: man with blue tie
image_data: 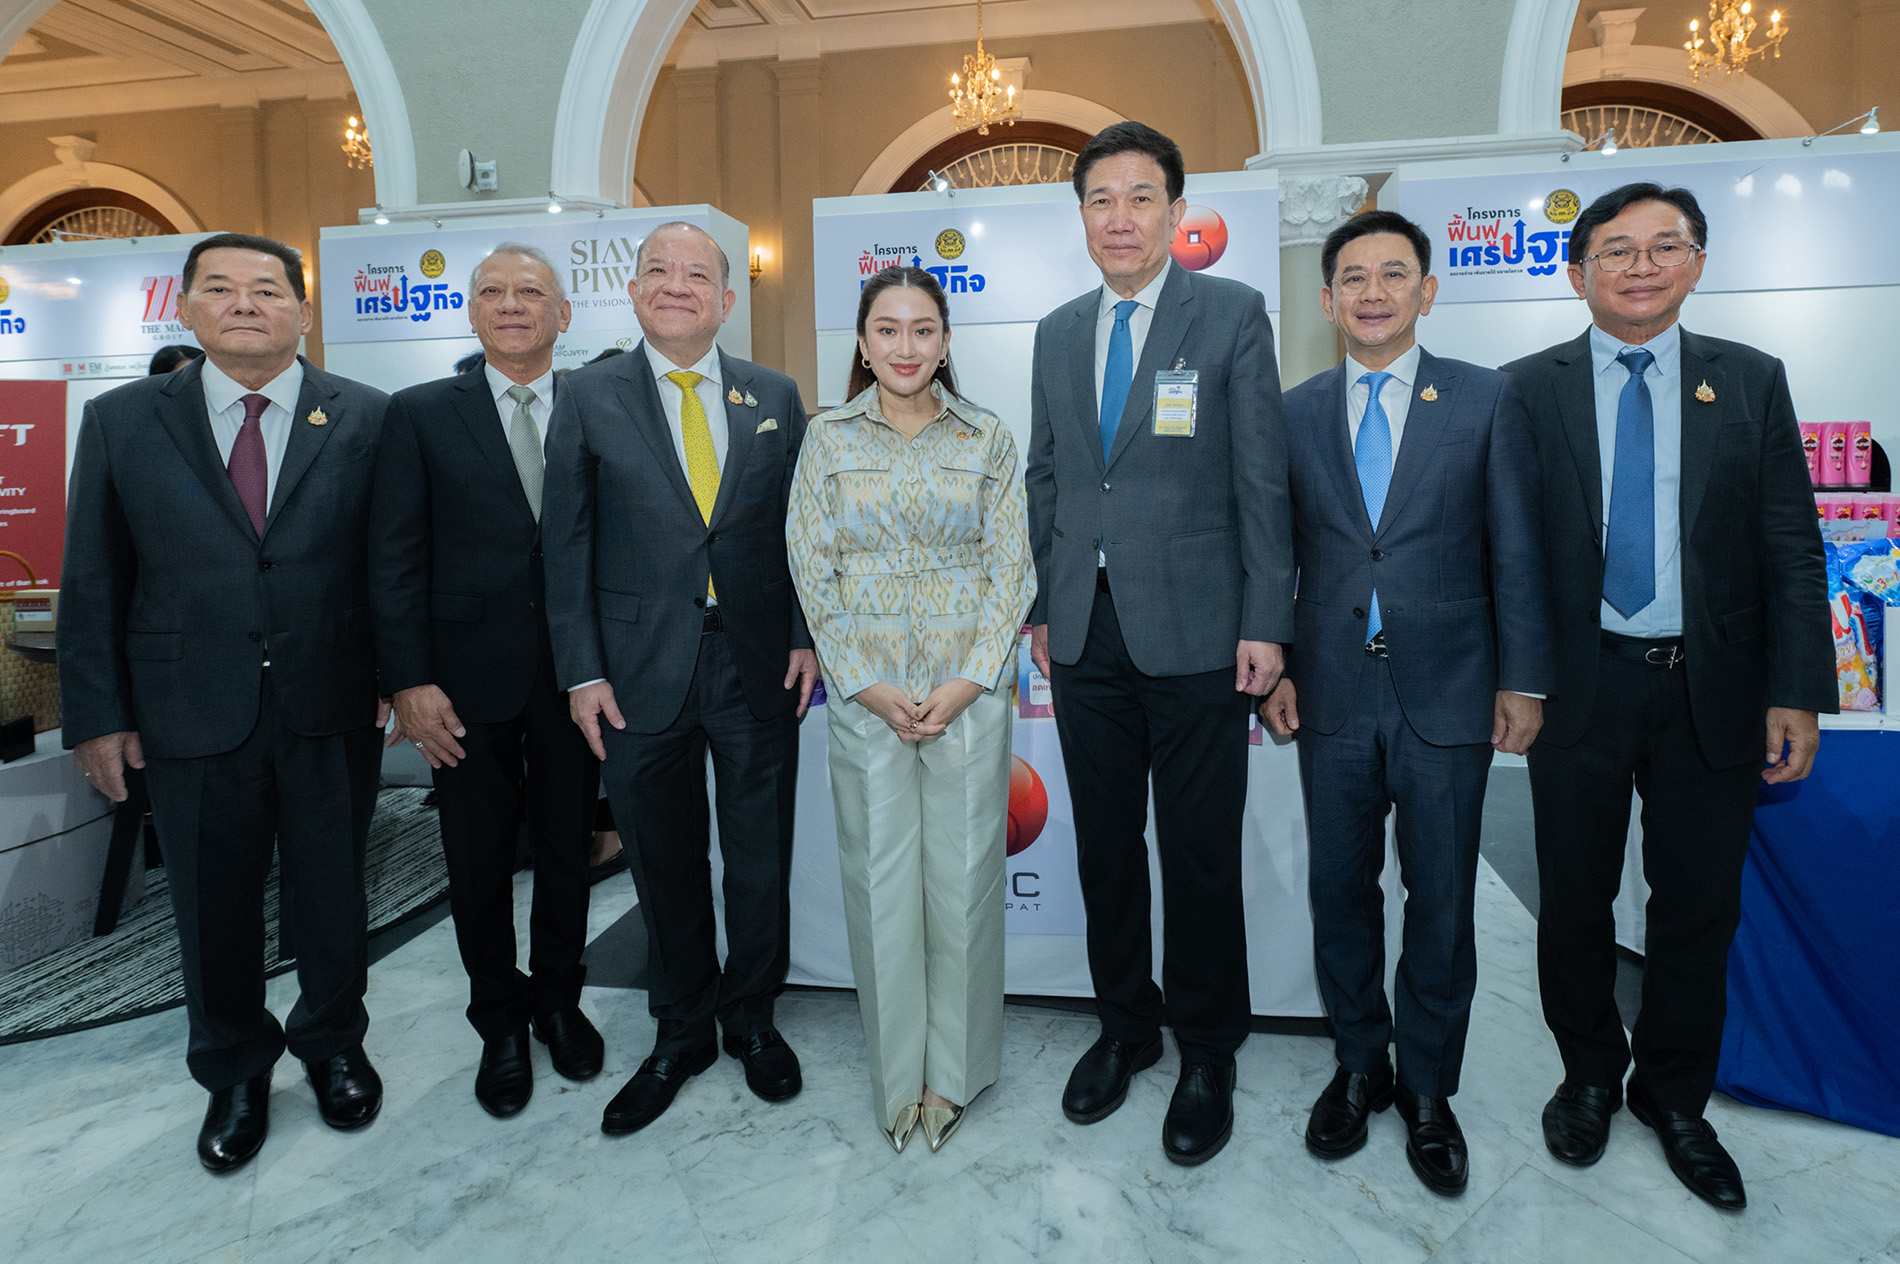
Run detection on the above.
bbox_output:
[1026,122,1294,1165]
[1262,210,1550,1195]
[1503,183,1833,1211]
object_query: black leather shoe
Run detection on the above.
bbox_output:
[1543,1081,1620,1166]
[1306,1063,1396,1159]
[533,1005,605,1082]
[722,1027,802,1102]
[1062,1034,1163,1124]
[198,1072,270,1174]
[600,1044,717,1135]
[1626,1078,1747,1210]
[1163,1061,1236,1166]
[304,1044,383,1131]
[475,1029,533,1118]
[1396,1085,1468,1196]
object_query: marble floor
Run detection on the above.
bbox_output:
[2,862,1896,1264]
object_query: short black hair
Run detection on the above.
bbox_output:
[1072,122,1185,205]
[1321,209,1428,285]
[1568,182,1707,265]
[183,232,306,301]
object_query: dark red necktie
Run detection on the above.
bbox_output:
[228,393,269,538]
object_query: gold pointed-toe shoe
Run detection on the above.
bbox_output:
[920,1102,966,1152]
[884,1102,921,1153]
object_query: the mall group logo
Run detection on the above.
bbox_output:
[1443,190,1577,278]
[353,248,465,323]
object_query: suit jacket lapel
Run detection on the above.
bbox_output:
[1552,330,1604,541]
[453,369,536,524]
[709,349,755,528]
[1377,351,1457,533]
[155,360,255,539]
[266,359,338,534]
[1677,328,1725,538]
[1065,299,1105,475]
[619,342,703,522]
[1107,265,1193,470]
[1311,364,1372,537]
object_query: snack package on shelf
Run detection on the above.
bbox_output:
[1801,421,1823,484]
[1827,539,1899,712]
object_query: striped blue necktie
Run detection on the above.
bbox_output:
[1355,371,1394,639]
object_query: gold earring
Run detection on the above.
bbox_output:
[938,356,947,367]
[862,356,872,368]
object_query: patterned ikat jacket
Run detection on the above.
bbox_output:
[788,382,1036,703]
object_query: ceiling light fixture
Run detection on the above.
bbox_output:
[948,0,1017,136]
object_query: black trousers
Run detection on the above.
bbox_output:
[1050,584,1252,1063]
[598,630,798,1058]
[1299,654,1492,1098]
[432,644,598,1040]
[1527,636,1760,1114]
[143,673,381,1091]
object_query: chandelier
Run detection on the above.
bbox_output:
[343,115,373,170]
[948,0,1017,136]
[1685,1,1788,81]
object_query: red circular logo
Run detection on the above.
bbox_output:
[1170,207,1229,271]
[1006,755,1049,856]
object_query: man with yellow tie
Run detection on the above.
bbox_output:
[542,221,818,1136]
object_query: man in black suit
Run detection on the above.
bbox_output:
[370,242,603,1118]
[60,233,392,1173]
[1025,122,1294,1165]
[1264,210,1551,1195]
[1503,183,1834,1210]
[542,222,817,1135]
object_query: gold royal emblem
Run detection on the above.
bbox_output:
[727,387,744,405]
[307,407,328,426]
[1695,381,1716,403]
[1420,384,1438,403]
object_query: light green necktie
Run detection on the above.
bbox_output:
[505,383,543,520]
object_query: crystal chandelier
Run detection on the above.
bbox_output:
[1685,1,1788,81]
[948,0,1017,136]
[343,115,374,170]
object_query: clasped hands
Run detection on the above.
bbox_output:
[853,679,984,741]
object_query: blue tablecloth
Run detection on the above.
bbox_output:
[1718,728,1900,1136]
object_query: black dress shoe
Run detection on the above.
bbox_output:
[600,1044,717,1135]
[1626,1078,1747,1210]
[1306,1063,1396,1159]
[304,1044,383,1131]
[722,1027,802,1102]
[1163,1061,1236,1166]
[533,1005,605,1082]
[1543,1081,1620,1166]
[586,849,629,886]
[475,1029,533,1118]
[1062,1034,1163,1124]
[198,1072,271,1174]
[1395,1085,1468,1196]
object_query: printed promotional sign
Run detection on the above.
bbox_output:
[0,240,204,366]
[320,209,727,343]
[1005,720,1084,936]
[0,381,68,587]
[1390,143,1900,303]
[813,172,1280,329]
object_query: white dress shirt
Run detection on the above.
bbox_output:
[202,356,301,508]
[1344,344,1421,454]
[1092,261,1175,416]
[484,362,555,448]
[1589,322,1684,638]
[643,341,728,474]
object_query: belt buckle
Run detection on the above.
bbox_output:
[1643,644,1683,668]
[1364,631,1389,658]
[702,607,724,635]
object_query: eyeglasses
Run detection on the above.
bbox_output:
[1581,243,1700,271]
[1332,266,1419,296]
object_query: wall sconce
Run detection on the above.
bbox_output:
[750,249,766,284]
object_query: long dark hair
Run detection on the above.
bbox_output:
[847,265,959,401]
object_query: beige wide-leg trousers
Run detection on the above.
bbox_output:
[827,687,1010,1132]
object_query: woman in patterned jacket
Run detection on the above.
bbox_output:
[788,266,1035,1153]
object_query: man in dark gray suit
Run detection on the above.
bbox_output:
[542,222,817,1136]
[60,233,392,1173]
[1026,122,1294,1166]
[1262,210,1551,1196]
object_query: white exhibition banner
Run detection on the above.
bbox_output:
[0,234,209,375]
[1388,134,1900,303]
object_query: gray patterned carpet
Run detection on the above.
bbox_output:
[0,787,447,1044]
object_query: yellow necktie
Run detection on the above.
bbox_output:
[668,370,719,598]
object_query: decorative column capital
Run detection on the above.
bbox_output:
[1279,175,1370,247]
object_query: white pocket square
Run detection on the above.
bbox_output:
[756,418,778,433]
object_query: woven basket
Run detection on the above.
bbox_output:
[1,550,61,733]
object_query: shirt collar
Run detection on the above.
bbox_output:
[1344,344,1422,392]
[1098,261,1174,322]
[1589,321,1680,378]
[484,362,555,407]
[644,341,722,391]
[825,380,988,435]
[201,356,303,418]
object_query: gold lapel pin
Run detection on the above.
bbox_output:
[743,390,758,408]
[726,387,743,405]
[1695,380,1716,403]
[955,430,971,441]
[1420,385,1438,402]
[307,407,328,426]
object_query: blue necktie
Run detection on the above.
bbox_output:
[1603,347,1657,618]
[1099,299,1139,462]
[1355,371,1394,639]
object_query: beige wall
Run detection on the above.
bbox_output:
[634,21,1259,403]
[0,98,376,366]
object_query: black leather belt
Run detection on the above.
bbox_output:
[1601,629,1684,668]
[702,607,724,635]
[1097,567,1112,593]
[1365,631,1388,658]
